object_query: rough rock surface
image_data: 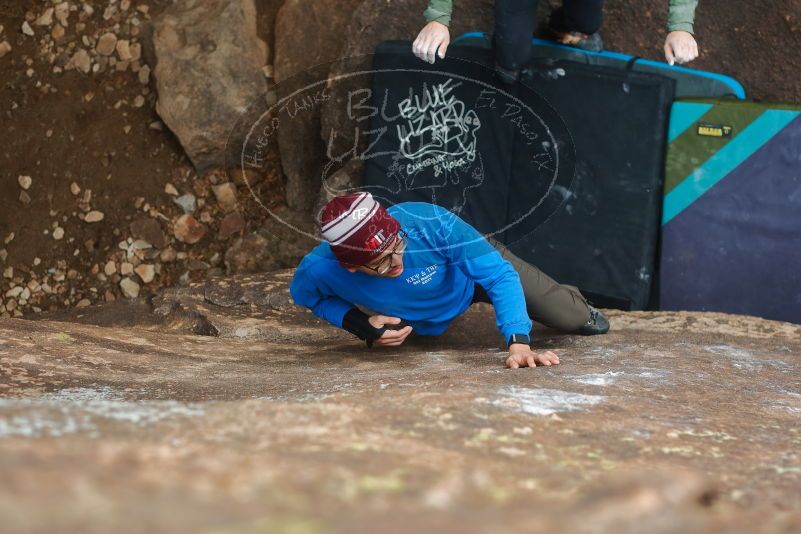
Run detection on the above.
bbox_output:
[312,157,366,223]
[272,0,362,212]
[151,0,268,172]
[273,0,362,82]
[2,272,800,532]
[223,207,317,274]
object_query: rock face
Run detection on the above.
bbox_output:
[223,206,316,274]
[272,0,362,212]
[268,0,494,212]
[150,0,268,172]
[312,156,365,224]
[1,273,801,532]
[273,0,361,82]
[320,0,494,167]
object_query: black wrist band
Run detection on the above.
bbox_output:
[508,333,531,347]
[342,307,384,346]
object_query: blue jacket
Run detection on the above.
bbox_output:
[289,202,532,343]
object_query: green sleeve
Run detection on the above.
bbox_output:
[667,0,699,33]
[423,0,453,26]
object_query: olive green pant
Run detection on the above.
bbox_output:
[472,237,591,332]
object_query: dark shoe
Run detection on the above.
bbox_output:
[549,29,604,53]
[494,60,519,85]
[578,306,610,335]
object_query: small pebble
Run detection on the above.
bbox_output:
[120,278,140,298]
[134,263,155,283]
[96,32,117,56]
[84,210,104,223]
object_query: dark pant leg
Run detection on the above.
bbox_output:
[473,237,591,332]
[493,0,539,72]
[551,0,604,34]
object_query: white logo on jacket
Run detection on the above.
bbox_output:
[406,264,439,286]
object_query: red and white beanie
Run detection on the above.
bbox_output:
[320,192,400,266]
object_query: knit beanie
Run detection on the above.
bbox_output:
[320,192,401,265]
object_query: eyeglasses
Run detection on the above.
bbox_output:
[362,230,408,275]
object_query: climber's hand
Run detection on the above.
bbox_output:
[505,344,560,369]
[664,31,699,66]
[412,21,450,64]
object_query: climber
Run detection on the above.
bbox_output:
[290,192,609,369]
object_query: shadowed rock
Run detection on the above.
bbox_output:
[272,0,362,212]
[222,207,317,275]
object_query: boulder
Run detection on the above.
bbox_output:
[150,0,268,172]
[3,297,801,532]
[255,0,285,53]
[312,157,364,229]
[224,206,316,274]
[272,0,362,212]
[274,0,362,81]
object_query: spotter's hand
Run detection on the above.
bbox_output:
[664,31,699,65]
[412,21,450,64]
